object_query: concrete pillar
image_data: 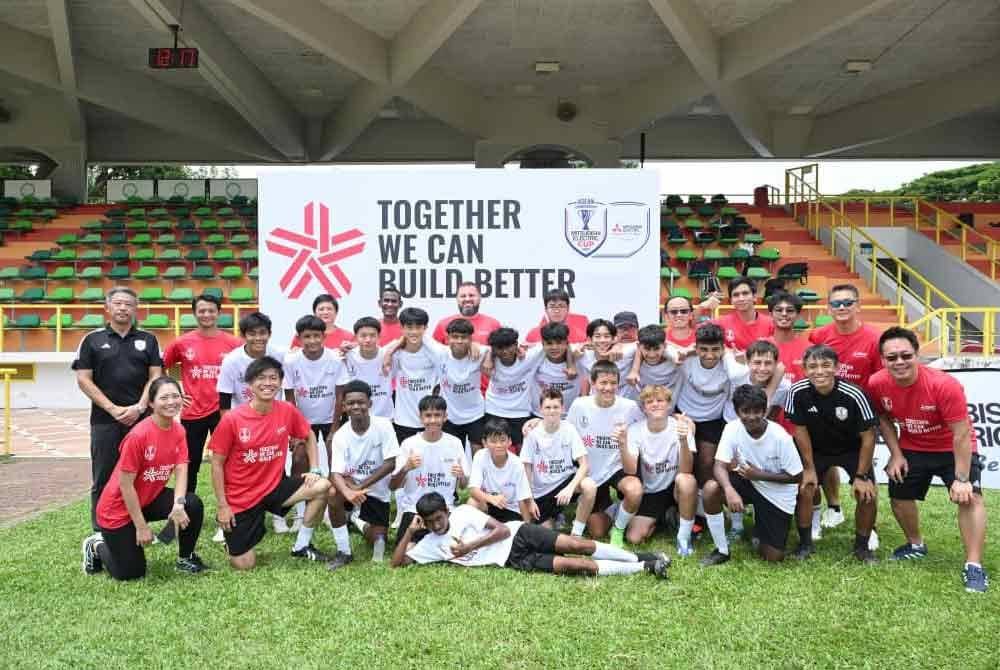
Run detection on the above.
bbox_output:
[35,143,88,202]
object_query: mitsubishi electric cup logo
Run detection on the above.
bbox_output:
[265,201,365,299]
[225,182,242,198]
[565,198,650,258]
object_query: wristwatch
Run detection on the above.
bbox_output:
[955,473,970,484]
[309,467,322,475]
[853,472,874,483]
[174,495,187,506]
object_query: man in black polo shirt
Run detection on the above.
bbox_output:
[73,287,162,531]
[785,344,878,562]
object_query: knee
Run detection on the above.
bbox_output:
[230,551,256,571]
[468,497,487,511]
[625,526,648,545]
[579,478,597,498]
[621,478,642,502]
[761,547,785,563]
[702,480,720,498]
[310,478,331,498]
[675,473,696,496]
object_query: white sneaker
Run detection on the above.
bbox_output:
[821,507,845,528]
[811,521,823,542]
[868,529,879,551]
[212,528,225,543]
[272,514,290,534]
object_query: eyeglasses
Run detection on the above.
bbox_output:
[884,352,915,362]
[772,307,798,314]
[667,309,691,316]
[829,299,857,309]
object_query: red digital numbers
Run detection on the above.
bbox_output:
[148,47,199,69]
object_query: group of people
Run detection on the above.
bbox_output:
[74,279,988,592]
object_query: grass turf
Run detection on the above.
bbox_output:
[0,485,994,670]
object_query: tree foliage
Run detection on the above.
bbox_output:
[0,165,34,179]
[87,164,239,198]
[840,162,1000,201]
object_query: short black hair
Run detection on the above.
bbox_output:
[803,344,838,365]
[353,316,381,334]
[728,277,756,298]
[587,318,616,339]
[767,290,802,313]
[590,359,620,383]
[482,417,511,441]
[312,293,339,313]
[191,292,222,312]
[879,326,919,354]
[418,394,447,413]
[540,388,564,404]
[746,339,778,361]
[695,322,724,345]
[638,324,666,348]
[244,355,283,383]
[342,379,372,398]
[540,321,569,343]
[295,314,326,335]
[380,287,401,299]
[399,307,429,327]
[829,283,860,299]
[239,311,272,336]
[446,318,474,337]
[148,376,183,404]
[416,491,448,518]
[543,288,571,306]
[732,384,767,413]
[488,327,519,349]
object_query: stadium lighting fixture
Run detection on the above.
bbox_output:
[844,60,873,74]
[535,61,561,74]
[789,105,813,116]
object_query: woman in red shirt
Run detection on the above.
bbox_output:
[83,377,207,580]
[290,294,355,349]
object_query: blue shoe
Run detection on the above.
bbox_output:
[676,540,694,558]
[963,564,989,593]
[890,543,928,561]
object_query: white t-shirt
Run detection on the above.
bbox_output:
[627,418,695,493]
[565,395,644,486]
[638,356,682,397]
[520,420,587,497]
[281,349,350,425]
[428,340,485,426]
[674,352,749,422]
[393,432,469,513]
[391,346,440,428]
[530,357,582,418]
[406,504,519,568]
[715,419,802,515]
[468,449,533,514]
[722,376,791,422]
[217,345,285,408]
[577,344,638,400]
[485,346,546,417]
[343,348,394,418]
[329,416,400,502]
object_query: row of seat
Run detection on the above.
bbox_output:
[81,218,256,233]
[0,285,255,304]
[23,246,258,264]
[53,231,255,247]
[0,263,257,282]
[3,311,240,331]
[112,205,255,218]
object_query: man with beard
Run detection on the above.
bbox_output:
[432,282,501,345]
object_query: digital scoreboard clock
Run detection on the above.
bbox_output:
[147,47,199,69]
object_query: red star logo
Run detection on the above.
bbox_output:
[415,474,428,487]
[265,201,365,299]
[582,435,594,448]
[535,461,548,474]
[296,387,308,398]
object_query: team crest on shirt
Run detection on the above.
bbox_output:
[143,444,156,461]
[578,415,589,428]
[882,397,892,411]
[184,347,196,361]
[134,340,147,351]
[238,427,252,443]
[835,406,848,421]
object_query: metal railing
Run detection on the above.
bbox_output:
[906,308,1000,356]
[0,367,15,456]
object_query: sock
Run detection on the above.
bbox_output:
[829,504,841,513]
[294,500,305,521]
[811,505,821,531]
[292,525,315,551]
[798,526,812,547]
[351,514,368,535]
[372,535,386,562]
[595,560,645,576]
[965,561,982,569]
[729,510,744,531]
[332,524,352,555]
[592,541,637,562]
[706,513,729,555]
[677,517,694,546]
[571,520,586,536]
[854,534,870,551]
[613,505,635,531]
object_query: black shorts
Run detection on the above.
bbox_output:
[224,475,304,557]
[888,449,983,501]
[344,497,390,528]
[728,474,791,552]
[595,470,631,512]
[813,450,873,481]
[393,423,422,445]
[636,484,677,521]
[486,504,523,523]
[397,511,416,541]
[534,476,578,523]
[505,523,559,573]
[444,416,485,447]
[693,417,726,446]
[483,413,530,449]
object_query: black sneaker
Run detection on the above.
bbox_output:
[81,533,104,575]
[792,543,815,561]
[176,553,208,574]
[644,557,670,580]
[852,547,878,565]
[635,551,669,565]
[290,544,330,562]
[890,543,928,561]
[157,522,177,546]
[700,549,730,567]
[326,551,354,571]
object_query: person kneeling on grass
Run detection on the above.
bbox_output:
[391,492,670,579]
[210,356,332,570]
[468,417,536,522]
[701,385,803,566]
[84,376,207,580]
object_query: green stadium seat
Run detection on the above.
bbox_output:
[230,233,250,246]
[133,248,155,261]
[217,207,234,217]
[0,287,13,301]
[17,287,44,302]
[676,249,697,263]
[239,249,258,261]
[49,266,76,280]
[26,250,51,262]
[194,207,212,217]
[180,232,200,245]
[759,247,781,262]
[213,248,234,261]
[21,266,47,280]
[12,220,34,233]
[218,313,234,329]
[199,220,219,232]
[797,289,820,303]
[133,266,159,280]
[814,315,834,327]
[180,314,197,329]
[670,287,692,299]
[79,266,103,280]
[248,267,259,280]
[79,249,103,262]
[80,233,103,246]
[163,266,187,280]
[205,233,226,246]
[139,287,164,302]
[126,221,149,231]
[721,207,739,216]
[238,207,256,217]
[149,207,168,217]
[74,314,105,328]
[743,232,765,244]
[43,313,74,328]
[730,248,750,262]
[168,287,194,302]
[659,267,680,280]
[45,286,74,302]
[151,220,173,231]
[746,267,771,281]
[106,233,126,245]
[229,287,255,302]
[106,247,129,262]
[130,233,152,245]
[108,266,130,280]
[56,234,78,246]
[223,219,243,231]
[688,195,706,206]
[683,218,702,230]
[674,206,693,217]
[79,287,105,302]
[793,318,810,331]
[81,220,103,231]
[703,249,726,262]
[127,208,145,218]
[140,314,170,329]
[697,205,716,217]
[173,207,190,217]
[711,195,728,206]
[159,248,182,261]
[155,233,176,245]
[203,287,223,301]
[716,265,741,281]
[177,219,196,231]
[191,266,215,280]
[14,314,41,328]
[220,266,243,280]
[185,248,208,262]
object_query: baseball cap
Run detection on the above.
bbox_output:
[613,311,639,328]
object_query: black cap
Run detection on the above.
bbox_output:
[613,311,639,328]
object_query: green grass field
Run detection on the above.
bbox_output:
[0,486,994,670]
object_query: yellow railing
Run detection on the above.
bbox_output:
[713,303,904,325]
[785,166,958,317]
[817,195,1000,281]
[0,367,15,456]
[0,303,257,352]
[906,307,1000,357]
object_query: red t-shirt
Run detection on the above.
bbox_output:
[525,313,589,344]
[432,313,501,345]
[290,327,354,350]
[771,334,810,384]
[665,328,696,348]
[867,366,975,453]
[379,319,403,345]
[163,330,242,420]
[96,417,189,530]
[809,323,882,386]
[715,311,775,351]
[209,401,311,513]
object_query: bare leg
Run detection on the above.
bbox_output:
[757,543,785,562]
[552,556,599,575]
[674,474,697,520]
[282,478,331,527]
[467,497,488,512]
[587,511,612,539]
[574,478,597,525]
[958,494,987,564]
[229,549,256,570]
[822,467,841,508]
[890,499,923,545]
[695,441,717,485]
[854,491,877,537]
[626,516,657,544]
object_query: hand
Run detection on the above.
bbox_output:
[555,485,574,507]
[114,404,141,426]
[699,294,721,311]
[406,453,423,471]
[731,349,747,364]
[450,462,465,478]
[678,345,695,360]
[612,422,627,447]
[674,413,694,440]
[302,471,321,487]
[408,515,425,533]
[724,487,744,514]
[168,504,190,531]
[852,478,876,504]
[625,370,640,387]
[528,500,541,521]
[481,355,494,377]
[488,493,507,509]
[381,355,393,377]
[216,504,235,531]
[338,341,356,356]
[885,453,909,484]
[607,343,624,362]
[565,366,578,381]
[517,344,528,360]
[949,480,974,505]
[734,462,760,480]
[450,539,472,558]
[799,467,818,493]
[522,418,541,437]
[135,524,154,546]
[346,487,368,505]
[468,342,481,360]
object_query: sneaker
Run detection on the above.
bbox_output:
[609,527,625,548]
[811,523,823,542]
[176,553,208,574]
[726,527,743,543]
[868,529,880,551]
[821,507,845,528]
[272,514,290,534]
[326,551,354,571]
[962,564,989,593]
[290,543,330,561]
[890,543,928,561]
[212,528,225,543]
[554,512,568,530]
[700,549,730,567]
[792,543,815,561]
[644,557,670,580]
[81,533,104,575]
[156,522,177,546]
[853,547,878,565]
[675,540,694,558]
[636,551,669,565]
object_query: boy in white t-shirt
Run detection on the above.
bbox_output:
[389,395,469,540]
[625,325,682,399]
[391,492,669,579]
[702,384,803,566]
[326,380,401,571]
[432,318,486,453]
[530,322,581,419]
[388,308,440,445]
[343,317,394,419]
[468,418,535,522]
[521,389,596,536]
[576,318,637,400]
[483,327,546,452]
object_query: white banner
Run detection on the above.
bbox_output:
[3,180,51,199]
[158,179,206,199]
[258,168,659,345]
[210,178,257,200]
[106,179,154,202]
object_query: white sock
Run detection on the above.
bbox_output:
[613,505,635,531]
[294,500,305,521]
[706,512,729,555]
[372,535,386,562]
[811,505,822,532]
[730,510,744,531]
[292,525,314,551]
[966,561,982,569]
[571,520,586,536]
[595,560,645,576]
[677,517,694,546]
[351,513,368,535]
[332,524,352,555]
[696,491,705,518]
[605,501,620,518]
[592,542,637,562]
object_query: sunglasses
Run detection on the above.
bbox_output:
[830,299,857,309]
[667,309,691,316]
[884,352,915,362]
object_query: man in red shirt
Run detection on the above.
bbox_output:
[290,294,354,349]
[868,327,988,592]
[525,289,589,345]
[210,356,332,570]
[715,277,775,351]
[767,291,808,385]
[432,282,501,345]
[377,287,403,345]
[663,295,696,349]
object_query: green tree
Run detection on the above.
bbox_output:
[0,165,34,179]
[841,162,1000,201]
[86,165,239,199]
